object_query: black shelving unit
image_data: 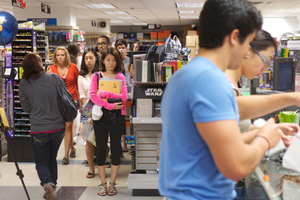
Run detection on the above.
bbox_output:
[6,28,46,162]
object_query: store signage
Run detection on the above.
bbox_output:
[41,3,51,14]
[11,0,26,9]
[27,18,57,26]
[145,88,163,96]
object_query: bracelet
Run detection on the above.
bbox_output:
[255,135,271,151]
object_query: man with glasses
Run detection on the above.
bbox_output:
[96,35,110,60]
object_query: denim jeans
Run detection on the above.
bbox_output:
[30,129,65,186]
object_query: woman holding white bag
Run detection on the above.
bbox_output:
[78,47,100,178]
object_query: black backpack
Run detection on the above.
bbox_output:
[51,74,77,123]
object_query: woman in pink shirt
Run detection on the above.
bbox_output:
[89,47,127,196]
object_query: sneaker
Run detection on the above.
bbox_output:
[43,182,57,200]
[70,149,76,158]
[62,157,69,165]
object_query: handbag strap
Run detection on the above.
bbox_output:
[51,73,59,87]
[95,72,100,89]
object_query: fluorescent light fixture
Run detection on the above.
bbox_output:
[103,11,128,15]
[132,23,147,25]
[110,20,125,23]
[116,16,136,19]
[83,4,117,9]
[179,16,199,19]
[176,3,204,8]
[178,11,195,14]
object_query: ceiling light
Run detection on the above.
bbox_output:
[179,16,199,19]
[176,3,204,8]
[178,11,196,14]
[116,16,136,19]
[132,23,147,25]
[111,20,125,23]
[83,4,117,9]
[103,11,128,15]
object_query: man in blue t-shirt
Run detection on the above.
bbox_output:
[159,0,283,199]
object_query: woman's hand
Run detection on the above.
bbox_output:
[115,102,123,110]
[277,123,299,136]
[97,89,101,96]
[89,118,93,125]
[78,101,82,110]
[46,67,52,74]
[277,123,299,147]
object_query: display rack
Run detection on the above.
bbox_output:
[128,82,165,196]
[5,26,46,162]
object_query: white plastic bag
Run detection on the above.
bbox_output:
[92,105,103,121]
[79,122,96,146]
[172,35,181,48]
[283,131,300,172]
[73,133,86,146]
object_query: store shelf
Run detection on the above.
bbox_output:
[15,124,31,126]
[16,35,32,36]
[13,47,32,49]
[134,82,167,86]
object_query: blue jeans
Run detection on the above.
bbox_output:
[30,129,65,186]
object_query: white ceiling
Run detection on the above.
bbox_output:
[1,0,300,26]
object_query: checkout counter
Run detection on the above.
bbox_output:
[252,153,300,200]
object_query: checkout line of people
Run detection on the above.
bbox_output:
[18,35,141,199]
[16,0,300,199]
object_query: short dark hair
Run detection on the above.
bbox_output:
[22,53,44,83]
[132,39,140,44]
[115,39,127,48]
[250,30,277,52]
[100,47,124,73]
[79,47,100,77]
[198,0,262,49]
[98,35,110,44]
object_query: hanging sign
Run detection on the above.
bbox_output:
[41,3,51,14]
[11,0,26,9]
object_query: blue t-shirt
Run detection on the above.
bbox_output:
[159,57,239,200]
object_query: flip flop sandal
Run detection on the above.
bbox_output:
[86,172,95,178]
[97,182,107,196]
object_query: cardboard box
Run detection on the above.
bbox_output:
[117,33,124,39]
[187,46,196,59]
[158,31,165,41]
[151,32,157,40]
[164,30,171,38]
[195,36,199,51]
[187,30,197,36]
[137,32,143,40]
[186,35,197,46]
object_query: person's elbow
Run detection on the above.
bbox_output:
[218,162,249,181]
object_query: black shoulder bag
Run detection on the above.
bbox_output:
[98,72,126,133]
[51,74,77,123]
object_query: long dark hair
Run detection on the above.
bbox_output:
[68,42,80,65]
[250,30,277,52]
[79,47,99,77]
[100,47,123,73]
[22,53,44,83]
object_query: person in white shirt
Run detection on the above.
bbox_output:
[78,47,100,178]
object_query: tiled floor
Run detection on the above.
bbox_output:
[0,137,163,200]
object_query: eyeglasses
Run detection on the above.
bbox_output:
[97,42,108,46]
[253,49,272,67]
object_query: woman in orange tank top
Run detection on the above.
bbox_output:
[47,46,79,165]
